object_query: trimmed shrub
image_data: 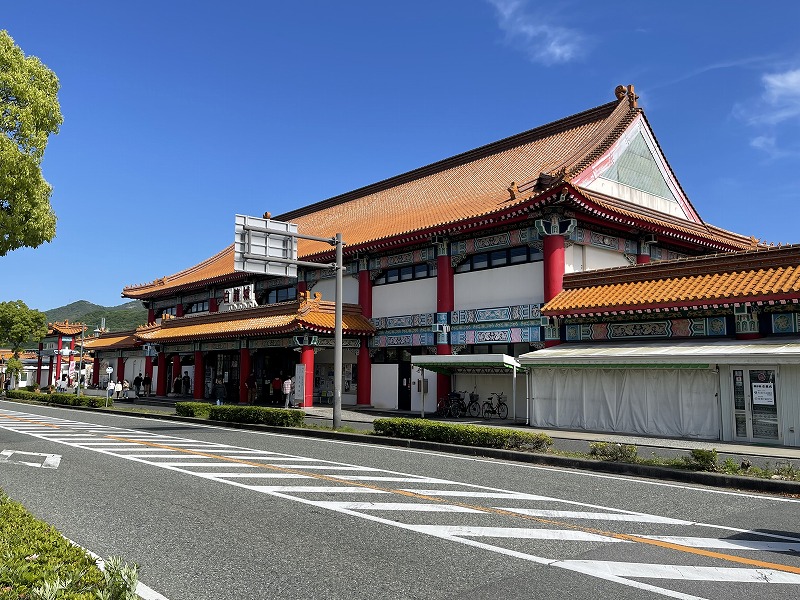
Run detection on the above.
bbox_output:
[0,490,139,599]
[209,405,306,427]
[6,389,113,408]
[175,401,214,419]
[683,448,718,471]
[373,417,552,452]
[589,442,639,462]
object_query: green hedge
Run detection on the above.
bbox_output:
[175,401,214,419]
[6,389,113,408]
[373,417,552,452]
[208,405,306,427]
[0,490,138,599]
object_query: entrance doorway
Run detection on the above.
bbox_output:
[398,359,411,411]
[732,367,780,442]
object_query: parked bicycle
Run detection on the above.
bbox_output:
[436,392,462,418]
[482,391,508,420]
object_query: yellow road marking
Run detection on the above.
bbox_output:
[0,414,61,428]
[105,434,800,576]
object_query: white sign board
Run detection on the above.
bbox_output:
[752,382,775,406]
[294,364,305,406]
[234,214,298,277]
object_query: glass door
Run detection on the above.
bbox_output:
[732,367,780,442]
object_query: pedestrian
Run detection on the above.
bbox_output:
[282,375,294,408]
[122,379,130,399]
[114,380,122,399]
[246,371,257,404]
[173,376,181,395]
[133,373,143,397]
[107,379,115,400]
[213,377,227,406]
[271,373,282,402]
[142,373,151,397]
[182,371,191,397]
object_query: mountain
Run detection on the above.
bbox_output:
[44,300,148,333]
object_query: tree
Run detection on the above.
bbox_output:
[0,30,62,256]
[0,300,48,354]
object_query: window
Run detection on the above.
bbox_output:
[456,245,542,273]
[373,262,436,286]
[185,300,209,314]
[267,286,297,304]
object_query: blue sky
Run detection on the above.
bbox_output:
[3,0,800,311]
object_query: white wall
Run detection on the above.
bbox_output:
[371,364,398,409]
[565,244,584,273]
[584,246,630,271]
[410,368,438,413]
[310,275,359,305]
[454,262,542,311]
[372,278,437,318]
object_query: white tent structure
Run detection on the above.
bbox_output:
[519,337,800,446]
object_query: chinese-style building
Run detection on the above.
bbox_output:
[85,84,800,445]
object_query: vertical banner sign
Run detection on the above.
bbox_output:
[294,364,306,406]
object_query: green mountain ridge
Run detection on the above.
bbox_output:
[44,300,148,333]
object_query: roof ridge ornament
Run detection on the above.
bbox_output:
[614,84,639,109]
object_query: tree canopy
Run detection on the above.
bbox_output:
[0,300,48,354]
[0,30,62,256]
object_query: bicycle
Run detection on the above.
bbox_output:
[435,393,461,418]
[448,390,468,418]
[482,391,509,420]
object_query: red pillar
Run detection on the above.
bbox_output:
[117,357,125,383]
[357,337,371,405]
[209,298,218,313]
[36,343,43,387]
[176,303,184,317]
[156,352,167,396]
[145,356,153,379]
[636,253,651,264]
[55,335,63,383]
[239,348,250,404]
[92,355,100,386]
[543,234,566,348]
[300,345,314,407]
[147,307,155,323]
[436,252,454,399]
[194,351,204,400]
[297,280,307,295]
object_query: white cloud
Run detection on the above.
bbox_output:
[487,0,586,66]
[759,68,800,125]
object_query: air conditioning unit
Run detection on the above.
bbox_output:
[431,324,450,334]
[733,304,749,316]
[540,316,550,327]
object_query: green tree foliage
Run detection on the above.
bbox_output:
[0,30,62,256]
[0,300,48,354]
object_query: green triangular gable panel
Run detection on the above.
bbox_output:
[598,132,675,201]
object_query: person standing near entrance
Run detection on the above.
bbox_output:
[142,373,151,397]
[133,373,143,397]
[271,373,282,402]
[213,377,227,406]
[283,375,294,408]
[182,371,191,397]
[246,371,257,404]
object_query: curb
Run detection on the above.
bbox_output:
[7,399,800,495]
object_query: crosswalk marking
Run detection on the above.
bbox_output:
[308,501,485,512]
[496,508,693,524]
[643,536,800,552]
[406,525,625,541]
[400,489,549,499]
[560,560,800,584]
[248,486,390,493]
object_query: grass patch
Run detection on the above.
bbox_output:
[0,491,138,599]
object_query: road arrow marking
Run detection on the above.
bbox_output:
[0,449,61,469]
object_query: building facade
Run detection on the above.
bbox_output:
[88,85,789,442]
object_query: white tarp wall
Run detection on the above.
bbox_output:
[530,368,719,439]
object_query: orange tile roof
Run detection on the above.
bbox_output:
[544,245,800,316]
[122,86,753,299]
[136,292,374,343]
[83,332,139,351]
[48,321,87,336]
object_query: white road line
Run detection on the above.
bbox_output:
[643,536,800,552]
[308,501,484,512]
[400,489,549,499]
[155,462,258,467]
[559,560,800,584]
[196,473,311,479]
[123,454,218,458]
[496,508,693,524]
[406,525,625,541]
[338,476,452,483]
[248,486,390,493]
[271,465,378,470]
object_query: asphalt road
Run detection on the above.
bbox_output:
[1,400,799,600]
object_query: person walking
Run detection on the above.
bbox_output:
[182,371,191,397]
[114,380,122,399]
[282,375,294,408]
[246,371,257,404]
[122,379,130,399]
[213,377,227,406]
[133,373,143,397]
